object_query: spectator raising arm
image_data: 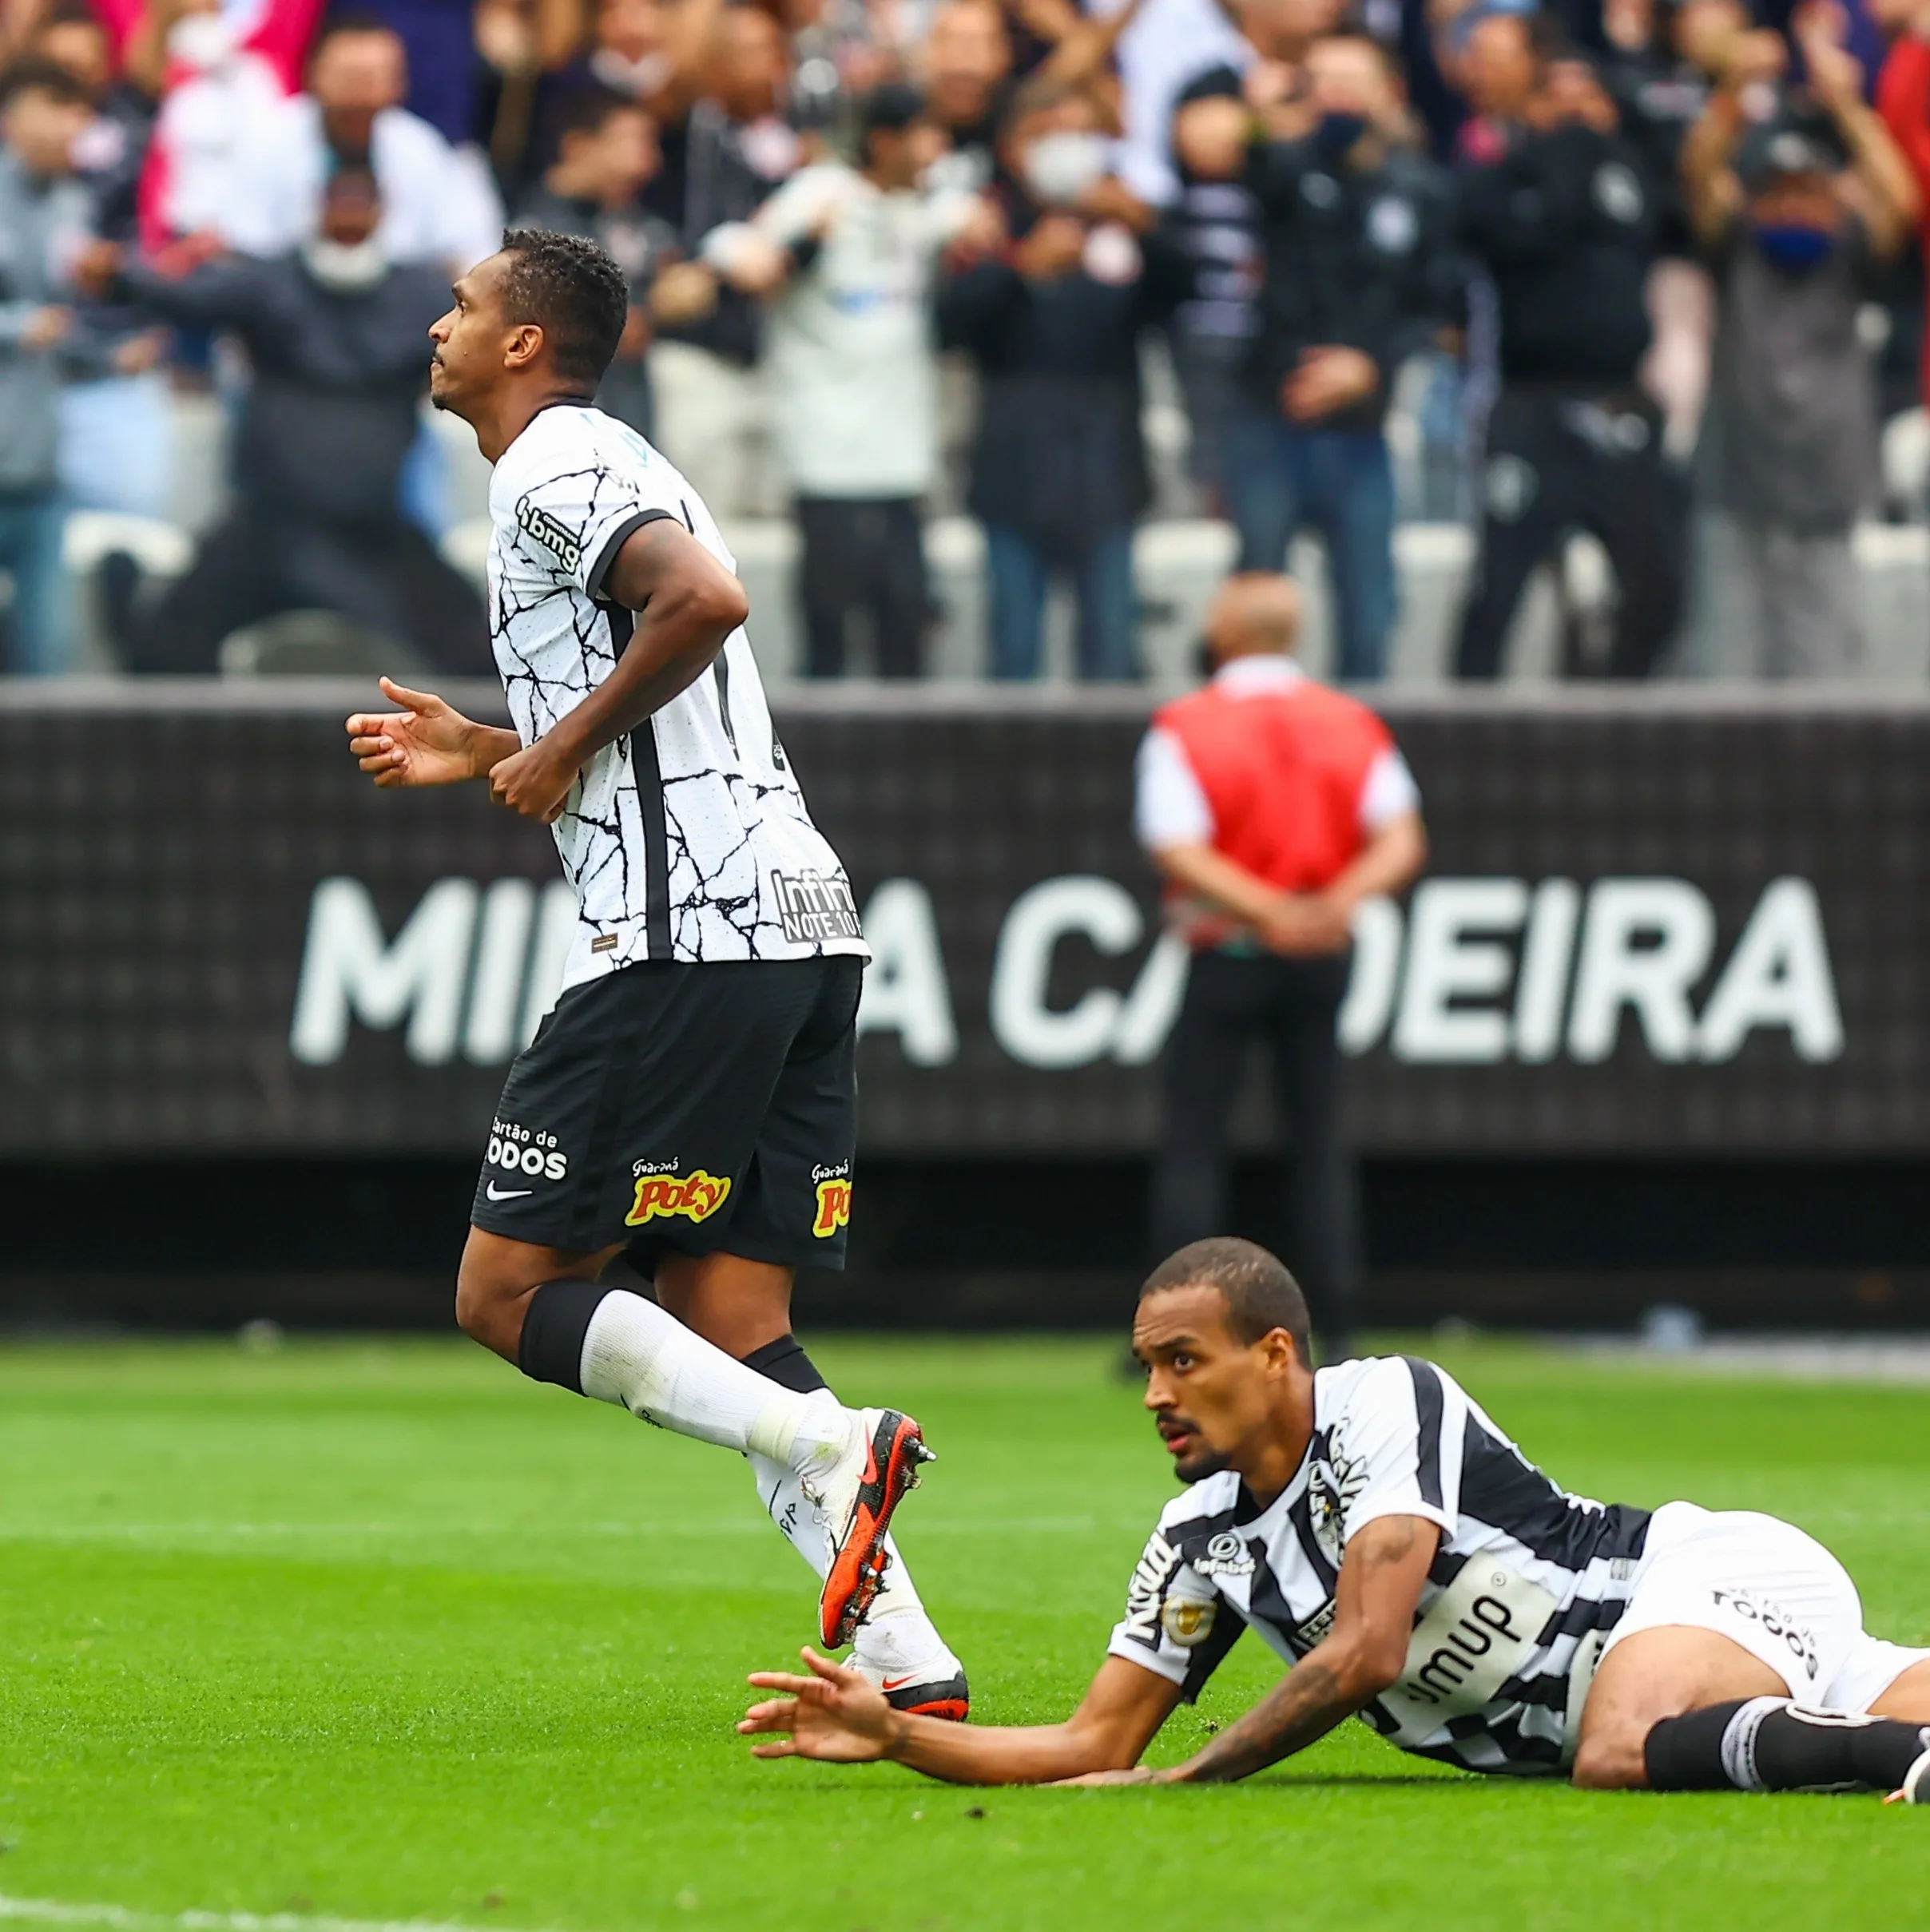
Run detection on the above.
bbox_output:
[1878,0,1930,191]
[1679,31,1784,246]
[1799,3,1919,254]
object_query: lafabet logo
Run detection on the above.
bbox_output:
[813,1176,852,1238]
[625,1169,732,1228]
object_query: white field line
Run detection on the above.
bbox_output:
[0,1894,557,1932]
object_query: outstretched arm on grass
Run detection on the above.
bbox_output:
[740,1652,1181,1785]
[741,1515,1439,1787]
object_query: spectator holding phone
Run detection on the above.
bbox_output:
[1687,10,1917,674]
[1453,40,1683,679]
[741,84,992,676]
[939,76,1192,680]
[1228,30,1460,681]
[514,85,712,440]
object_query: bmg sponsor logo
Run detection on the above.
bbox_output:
[625,1168,732,1228]
[812,1162,852,1239]
[514,495,582,571]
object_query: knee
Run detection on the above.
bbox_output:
[455,1255,523,1359]
[1571,1728,1649,1791]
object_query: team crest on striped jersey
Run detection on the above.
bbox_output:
[1308,1437,1370,1565]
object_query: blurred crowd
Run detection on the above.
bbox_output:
[3,0,1930,679]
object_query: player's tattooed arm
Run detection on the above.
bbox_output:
[489,519,749,823]
[346,677,520,788]
[1161,1514,1439,1786]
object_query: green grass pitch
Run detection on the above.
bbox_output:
[2,1335,1927,1932]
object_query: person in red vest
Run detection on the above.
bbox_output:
[1135,572,1427,1358]
[1878,2,1930,405]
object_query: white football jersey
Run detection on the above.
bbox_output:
[485,403,868,988]
[1109,1356,1654,1775]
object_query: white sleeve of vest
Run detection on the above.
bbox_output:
[1134,726,1214,851]
[1359,747,1420,833]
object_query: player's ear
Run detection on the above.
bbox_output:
[1260,1327,1301,1378]
[502,322,545,372]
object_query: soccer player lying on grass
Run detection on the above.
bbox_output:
[741,1236,1930,1801]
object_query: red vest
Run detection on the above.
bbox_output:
[1154,673,1393,899]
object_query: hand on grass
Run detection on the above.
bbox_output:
[740,1647,903,1763]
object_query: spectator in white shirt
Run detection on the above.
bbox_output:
[730,83,989,676]
[220,14,502,272]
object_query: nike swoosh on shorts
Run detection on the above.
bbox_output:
[485,1184,532,1200]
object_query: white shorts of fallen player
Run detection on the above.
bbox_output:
[1591,1502,1930,1716]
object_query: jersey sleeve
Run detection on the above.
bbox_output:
[506,432,680,601]
[1106,1512,1246,1701]
[1358,747,1420,831]
[1333,1356,1467,1547]
[1134,724,1213,851]
[753,166,845,248]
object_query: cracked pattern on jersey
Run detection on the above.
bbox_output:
[486,407,868,988]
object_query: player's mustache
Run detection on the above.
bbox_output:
[1157,1414,1201,1444]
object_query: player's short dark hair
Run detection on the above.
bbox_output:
[33,2,105,36]
[313,10,399,47]
[856,81,926,146]
[1525,12,1577,65]
[1311,26,1404,81]
[1141,1238,1312,1364]
[555,83,651,143]
[0,54,91,109]
[498,228,629,387]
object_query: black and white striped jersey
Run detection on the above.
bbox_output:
[486,404,869,986]
[1107,1355,1653,1775]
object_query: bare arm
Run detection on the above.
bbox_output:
[1324,811,1428,921]
[1161,1514,1438,1784]
[123,0,186,98]
[531,0,584,70]
[1680,81,1747,249]
[1150,811,1425,958]
[1803,22,1920,256]
[1038,0,1147,93]
[486,518,749,823]
[1152,840,1297,934]
[740,1649,1183,1786]
[651,0,729,120]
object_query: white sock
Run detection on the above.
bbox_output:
[749,1394,934,1641]
[578,1290,848,1470]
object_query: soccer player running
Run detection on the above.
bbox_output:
[343,229,966,1714]
[741,1238,1930,1802]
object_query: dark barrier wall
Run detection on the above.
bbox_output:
[8,684,1928,1157]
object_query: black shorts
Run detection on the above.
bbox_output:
[471,954,860,1271]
